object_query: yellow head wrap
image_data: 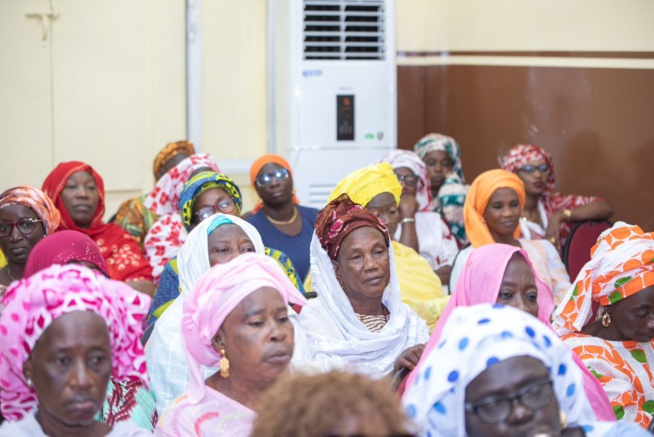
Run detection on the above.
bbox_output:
[329,163,402,208]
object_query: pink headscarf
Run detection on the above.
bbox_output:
[0,264,151,420]
[182,253,307,404]
[379,149,432,211]
[404,243,615,421]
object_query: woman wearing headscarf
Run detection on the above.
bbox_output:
[553,222,654,428]
[0,187,60,288]
[246,154,319,281]
[450,169,571,305]
[113,140,195,248]
[413,133,470,246]
[297,194,429,376]
[380,149,459,285]
[0,264,153,435]
[147,171,304,325]
[155,253,306,436]
[404,243,615,421]
[142,153,220,282]
[502,144,613,250]
[24,230,110,278]
[319,162,448,330]
[146,213,310,413]
[403,304,645,437]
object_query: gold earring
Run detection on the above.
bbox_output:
[559,410,568,428]
[602,312,611,328]
[220,349,230,378]
[481,217,486,224]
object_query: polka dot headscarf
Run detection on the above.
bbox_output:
[402,304,596,436]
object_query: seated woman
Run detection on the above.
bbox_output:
[553,222,654,428]
[405,243,614,420]
[155,253,306,435]
[251,370,413,437]
[146,213,309,412]
[24,230,110,277]
[413,133,470,246]
[450,169,571,305]
[142,153,220,281]
[42,161,154,295]
[297,194,429,376]
[380,149,459,285]
[502,144,613,250]
[0,186,60,288]
[113,140,195,248]
[323,162,448,330]
[0,264,153,435]
[246,154,319,282]
[147,171,304,325]
[403,304,646,437]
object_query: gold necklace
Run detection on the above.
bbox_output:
[6,267,16,282]
[265,207,298,226]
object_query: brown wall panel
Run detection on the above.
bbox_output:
[397,66,426,149]
[398,64,654,231]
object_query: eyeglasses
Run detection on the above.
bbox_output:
[255,168,289,187]
[396,174,419,187]
[519,164,550,174]
[195,199,237,222]
[0,218,43,237]
[465,377,553,424]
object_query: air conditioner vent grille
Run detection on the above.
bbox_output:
[303,0,386,61]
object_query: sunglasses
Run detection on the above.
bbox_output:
[396,174,419,187]
[255,168,289,187]
[195,199,237,222]
[519,164,550,174]
[0,218,43,237]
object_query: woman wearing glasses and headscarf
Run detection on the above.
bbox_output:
[502,144,613,250]
[403,304,645,437]
[0,186,60,288]
[246,154,319,282]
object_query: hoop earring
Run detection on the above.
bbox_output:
[602,312,611,328]
[220,349,230,378]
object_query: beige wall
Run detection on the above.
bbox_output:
[397,0,654,52]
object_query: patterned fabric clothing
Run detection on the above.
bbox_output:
[413,133,470,246]
[113,194,160,248]
[179,171,242,232]
[0,264,151,422]
[42,161,152,282]
[152,140,195,180]
[403,304,599,437]
[102,380,157,430]
[246,205,319,281]
[502,144,603,246]
[143,154,220,282]
[563,334,654,428]
[146,247,306,325]
[356,312,389,333]
[0,186,60,235]
[155,387,255,437]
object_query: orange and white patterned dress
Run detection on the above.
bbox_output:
[563,333,654,427]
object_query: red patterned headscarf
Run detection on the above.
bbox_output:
[501,144,556,194]
[0,186,61,235]
[0,264,150,420]
[315,194,389,260]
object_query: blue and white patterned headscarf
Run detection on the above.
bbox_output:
[403,304,600,437]
[413,133,465,183]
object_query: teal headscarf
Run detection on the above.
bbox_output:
[179,171,243,231]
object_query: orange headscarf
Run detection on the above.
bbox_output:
[152,140,195,180]
[463,169,526,248]
[249,154,299,213]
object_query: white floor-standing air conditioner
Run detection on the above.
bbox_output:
[271,0,396,209]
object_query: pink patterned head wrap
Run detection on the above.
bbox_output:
[182,253,307,404]
[0,264,151,420]
[144,153,220,216]
[379,149,432,211]
[501,144,556,194]
[0,186,60,235]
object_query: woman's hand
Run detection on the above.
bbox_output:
[545,212,563,251]
[393,343,425,373]
[399,194,419,219]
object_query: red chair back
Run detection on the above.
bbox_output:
[563,220,612,280]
